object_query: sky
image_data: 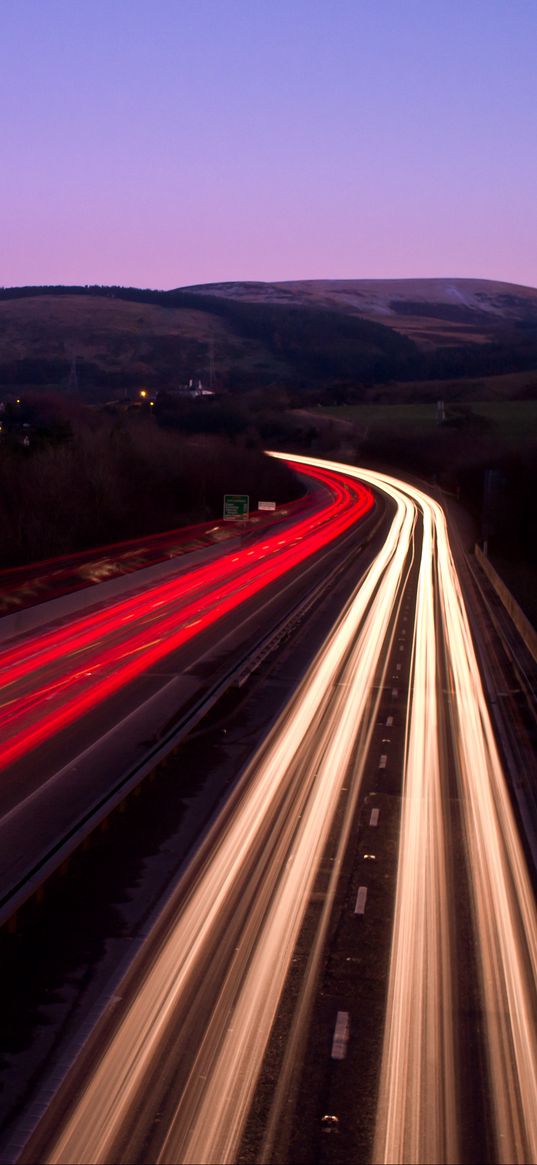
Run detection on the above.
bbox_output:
[1,0,536,290]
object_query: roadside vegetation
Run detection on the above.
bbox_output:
[0,395,303,567]
[1,385,535,625]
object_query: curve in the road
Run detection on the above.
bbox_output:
[16,456,537,1165]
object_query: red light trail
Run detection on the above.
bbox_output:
[0,463,373,771]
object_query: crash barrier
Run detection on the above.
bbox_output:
[474,543,537,664]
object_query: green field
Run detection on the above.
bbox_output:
[323,400,537,447]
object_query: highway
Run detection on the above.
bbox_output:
[369,471,537,1164]
[0,463,372,776]
[0,463,374,919]
[8,456,537,1164]
[0,493,311,617]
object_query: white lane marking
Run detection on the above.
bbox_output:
[369,808,380,827]
[386,716,394,727]
[379,755,388,769]
[392,688,398,697]
[355,886,368,914]
[331,1011,350,1060]
[396,663,402,671]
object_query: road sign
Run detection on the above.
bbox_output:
[223,494,249,520]
[258,500,276,511]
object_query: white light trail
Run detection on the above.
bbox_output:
[43,469,415,1165]
[436,506,537,1163]
[277,457,537,1165]
[373,493,457,1163]
[35,454,537,1165]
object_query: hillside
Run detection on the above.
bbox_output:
[0,278,536,399]
[184,277,537,347]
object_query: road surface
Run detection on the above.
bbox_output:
[0,464,374,920]
[12,456,537,1164]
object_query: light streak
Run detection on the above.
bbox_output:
[436,506,537,1163]
[0,466,373,770]
[17,456,537,1165]
[373,492,457,1162]
[277,459,537,1165]
[41,467,413,1165]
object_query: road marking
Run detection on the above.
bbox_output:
[355,886,368,914]
[386,715,394,727]
[369,808,380,826]
[399,645,404,651]
[331,1011,350,1060]
[392,688,398,697]
[396,663,402,671]
[379,754,388,768]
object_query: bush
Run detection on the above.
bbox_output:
[0,413,302,566]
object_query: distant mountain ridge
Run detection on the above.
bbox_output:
[0,277,536,398]
[181,277,537,346]
[183,275,537,309]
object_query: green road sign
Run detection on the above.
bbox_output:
[223,493,249,520]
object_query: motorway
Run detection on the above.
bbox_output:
[0,464,372,774]
[4,456,537,1164]
[0,463,374,920]
[0,494,311,617]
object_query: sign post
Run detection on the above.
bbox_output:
[258,500,276,512]
[223,494,249,520]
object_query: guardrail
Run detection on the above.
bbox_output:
[474,544,537,664]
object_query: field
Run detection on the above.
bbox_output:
[322,400,537,448]
[362,369,537,403]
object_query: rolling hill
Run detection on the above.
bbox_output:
[184,277,537,347]
[0,278,536,399]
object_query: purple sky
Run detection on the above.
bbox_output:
[1,0,536,290]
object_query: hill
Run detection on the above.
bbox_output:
[0,278,536,400]
[183,277,537,348]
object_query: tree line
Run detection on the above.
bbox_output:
[0,401,303,567]
[2,285,537,394]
